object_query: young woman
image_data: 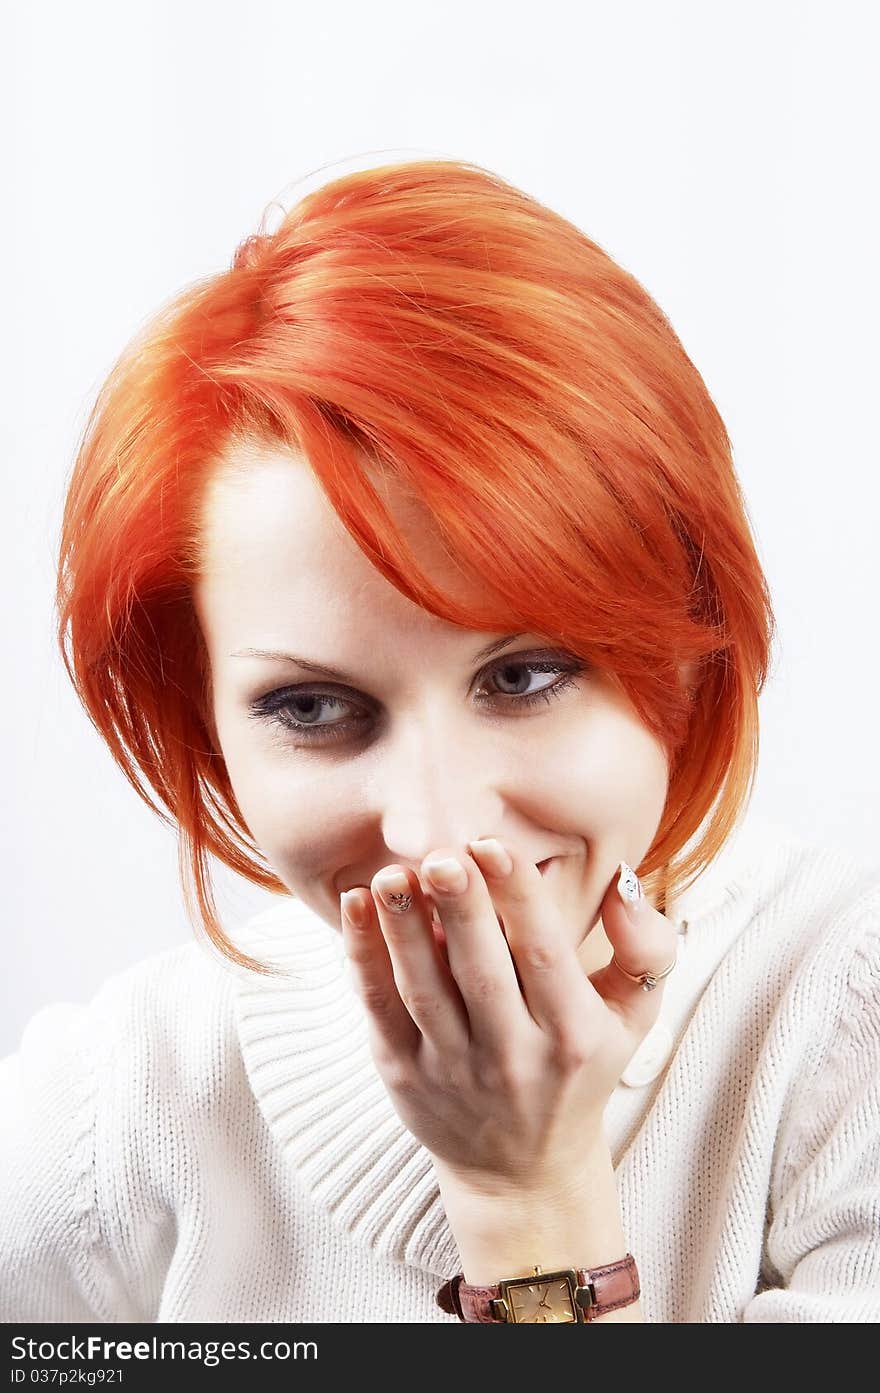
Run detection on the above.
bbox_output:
[2,159,877,1323]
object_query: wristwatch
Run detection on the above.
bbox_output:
[436,1253,640,1323]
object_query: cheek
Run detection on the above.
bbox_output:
[213,717,341,866]
[540,710,669,842]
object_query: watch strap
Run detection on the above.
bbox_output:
[436,1252,640,1322]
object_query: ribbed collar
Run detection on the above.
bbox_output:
[228,813,787,1277]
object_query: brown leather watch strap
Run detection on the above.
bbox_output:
[436,1253,640,1322]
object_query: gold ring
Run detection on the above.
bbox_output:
[610,950,677,992]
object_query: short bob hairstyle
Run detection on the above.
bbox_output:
[56,158,775,978]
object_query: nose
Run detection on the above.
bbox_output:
[377,722,505,896]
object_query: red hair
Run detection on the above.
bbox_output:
[55,158,776,976]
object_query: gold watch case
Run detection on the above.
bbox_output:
[494,1267,597,1323]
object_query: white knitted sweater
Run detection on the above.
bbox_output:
[2,816,879,1323]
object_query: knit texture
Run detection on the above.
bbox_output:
[1,815,878,1322]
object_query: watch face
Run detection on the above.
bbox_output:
[505,1275,577,1323]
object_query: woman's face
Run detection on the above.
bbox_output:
[193,439,677,977]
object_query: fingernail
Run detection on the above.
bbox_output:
[374,870,414,912]
[340,889,367,929]
[467,838,513,877]
[617,861,646,919]
[425,857,469,895]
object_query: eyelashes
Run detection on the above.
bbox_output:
[247,652,588,748]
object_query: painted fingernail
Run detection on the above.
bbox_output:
[425,857,469,895]
[617,861,646,918]
[374,870,414,912]
[467,838,513,877]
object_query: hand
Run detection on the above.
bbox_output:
[339,840,678,1199]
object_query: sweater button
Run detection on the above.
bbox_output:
[620,1022,674,1087]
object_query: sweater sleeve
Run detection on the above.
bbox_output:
[0,998,133,1322]
[742,907,880,1322]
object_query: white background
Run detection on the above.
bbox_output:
[3,0,878,1054]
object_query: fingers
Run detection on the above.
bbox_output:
[343,869,470,1059]
[344,843,679,1072]
[340,888,422,1066]
[419,846,573,1051]
[463,839,604,1043]
[590,861,681,1033]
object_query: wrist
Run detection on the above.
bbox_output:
[435,1143,628,1286]
[433,1135,614,1209]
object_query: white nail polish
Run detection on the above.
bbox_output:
[617,861,645,915]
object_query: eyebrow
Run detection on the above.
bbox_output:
[230,633,526,682]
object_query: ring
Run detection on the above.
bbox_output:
[610,950,677,992]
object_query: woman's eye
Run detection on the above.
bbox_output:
[247,654,587,747]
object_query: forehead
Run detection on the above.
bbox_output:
[193,437,480,643]
[197,439,349,573]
